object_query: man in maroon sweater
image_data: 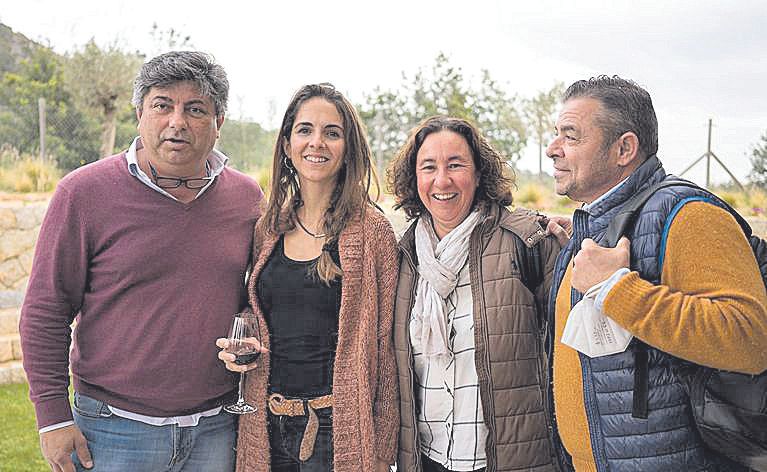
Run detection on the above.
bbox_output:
[19,51,263,471]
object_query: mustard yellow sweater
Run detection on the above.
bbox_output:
[553,202,767,471]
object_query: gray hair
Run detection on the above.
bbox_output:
[563,75,658,159]
[132,51,229,117]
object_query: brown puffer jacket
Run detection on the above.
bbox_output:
[394,204,562,472]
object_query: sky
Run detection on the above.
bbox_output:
[2,0,765,184]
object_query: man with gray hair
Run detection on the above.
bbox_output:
[20,51,263,471]
[545,75,767,470]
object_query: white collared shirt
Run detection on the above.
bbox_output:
[125,136,228,200]
[410,261,488,471]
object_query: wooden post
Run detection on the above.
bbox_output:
[680,118,743,190]
[38,97,46,160]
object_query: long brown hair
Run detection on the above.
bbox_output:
[260,83,378,284]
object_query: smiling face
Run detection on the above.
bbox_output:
[284,97,346,189]
[137,80,222,172]
[416,130,479,239]
[546,97,625,203]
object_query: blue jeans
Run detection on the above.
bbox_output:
[269,408,333,472]
[72,392,236,472]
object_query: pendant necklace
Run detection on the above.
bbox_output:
[295,214,326,239]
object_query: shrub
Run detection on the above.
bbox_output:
[515,182,544,207]
[745,187,767,217]
[245,166,272,197]
[714,189,743,209]
[0,157,60,193]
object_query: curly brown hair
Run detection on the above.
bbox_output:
[387,115,515,220]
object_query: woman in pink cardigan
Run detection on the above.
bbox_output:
[218,83,398,472]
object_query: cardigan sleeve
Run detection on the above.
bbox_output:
[603,201,767,374]
[371,213,401,464]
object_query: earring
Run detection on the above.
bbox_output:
[283,154,296,174]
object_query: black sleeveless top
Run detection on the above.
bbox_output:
[257,235,341,397]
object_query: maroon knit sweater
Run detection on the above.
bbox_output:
[19,153,263,429]
[235,207,400,471]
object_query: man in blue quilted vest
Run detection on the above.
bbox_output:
[545,75,767,471]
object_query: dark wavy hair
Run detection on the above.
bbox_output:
[387,115,515,220]
[132,51,229,117]
[260,83,378,284]
[563,75,658,159]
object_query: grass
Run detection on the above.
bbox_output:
[0,383,47,471]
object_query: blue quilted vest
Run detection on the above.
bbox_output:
[546,156,749,471]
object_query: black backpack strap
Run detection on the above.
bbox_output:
[602,179,708,418]
[513,233,545,329]
[517,241,543,294]
[632,344,650,419]
[602,179,753,248]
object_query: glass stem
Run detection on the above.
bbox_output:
[237,372,246,403]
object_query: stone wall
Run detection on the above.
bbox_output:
[0,194,47,383]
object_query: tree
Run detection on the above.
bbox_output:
[359,87,411,179]
[65,39,142,158]
[217,118,277,172]
[407,53,473,121]
[147,23,194,57]
[473,71,528,166]
[0,45,100,169]
[750,130,767,189]
[524,82,564,177]
[359,53,529,174]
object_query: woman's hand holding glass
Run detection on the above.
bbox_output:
[216,336,268,372]
[216,314,269,414]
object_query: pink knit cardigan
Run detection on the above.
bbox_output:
[235,206,400,471]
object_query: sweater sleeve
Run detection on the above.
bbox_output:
[19,184,89,428]
[371,214,400,464]
[603,201,767,374]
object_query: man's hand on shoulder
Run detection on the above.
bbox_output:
[572,237,631,292]
[40,424,92,471]
[546,216,573,248]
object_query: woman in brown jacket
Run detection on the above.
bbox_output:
[218,83,398,472]
[387,116,562,472]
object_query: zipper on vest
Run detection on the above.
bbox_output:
[581,354,610,472]
[401,248,422,472]
[536,326,560,468]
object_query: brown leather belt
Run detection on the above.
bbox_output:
[268,393,333,461]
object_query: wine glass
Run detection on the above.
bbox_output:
[224,314,261,414]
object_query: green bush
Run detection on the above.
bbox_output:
[0,157,60,193]
[515,182,544,207]
[714,189,742,208]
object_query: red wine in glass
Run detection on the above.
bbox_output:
[224,314,261,414]
[231,341,261,365]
